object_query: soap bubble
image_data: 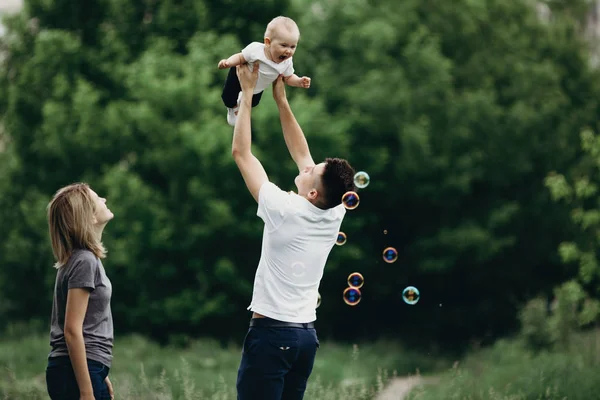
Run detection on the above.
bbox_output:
[343,287,361,306]
[353,171,370,189]
[342,191,360,210]
[382,247,398,263]
[336,232,347,246]
[291,262,306,277]
[402,286,420,305]
[347,272,364,289]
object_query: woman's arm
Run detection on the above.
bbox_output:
[64,288,95,399]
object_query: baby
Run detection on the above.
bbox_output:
[218,16,311,126]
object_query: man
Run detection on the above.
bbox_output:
[231,62,356,400]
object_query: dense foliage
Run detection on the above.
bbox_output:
[1,0,599,348]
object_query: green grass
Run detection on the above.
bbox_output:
[5,328,600,399]
[0,331,445,400]
[407,329,600,400]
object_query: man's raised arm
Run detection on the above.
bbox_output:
[231,63,269,203]
[272,76,315,172]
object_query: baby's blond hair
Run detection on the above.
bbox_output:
[264,16,300,40]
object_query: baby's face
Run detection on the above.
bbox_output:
[266,28,299,63]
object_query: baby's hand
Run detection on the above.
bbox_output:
[300,76,311,88]
[218,59,229,69]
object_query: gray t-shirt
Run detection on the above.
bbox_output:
[48,249,113,367]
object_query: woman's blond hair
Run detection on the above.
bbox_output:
[47,183,106,268]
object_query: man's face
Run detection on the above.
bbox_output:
[295,162,326,198]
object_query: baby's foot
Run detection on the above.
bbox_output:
[226,92,242,126]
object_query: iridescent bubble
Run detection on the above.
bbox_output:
[291,262,306,277]
[347,272,364,289]
[341,191,360,210]
[316,292,321,309]
[353,171,370,189]
[343,287,362,306]
[382,247,398,263]
[402,286,420,305]
[336,232,347,246]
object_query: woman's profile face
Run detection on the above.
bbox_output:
[89,188,114,225]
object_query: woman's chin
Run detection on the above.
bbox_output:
[102,211,115,223]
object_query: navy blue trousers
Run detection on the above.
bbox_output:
[236,324,320,400]
[46,356,111,400]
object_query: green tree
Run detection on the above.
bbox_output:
[292,0,600,344]
[1,0,600,348]
[0,0,347,342]
[545,128,600,331]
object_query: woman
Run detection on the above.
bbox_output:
[45,183,115,400]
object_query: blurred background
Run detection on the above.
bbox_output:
[1,0,600,398]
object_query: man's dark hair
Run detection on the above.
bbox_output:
[316,157,356,210]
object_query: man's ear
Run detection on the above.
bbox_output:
[264,37,271,46]
[307,189,318,200]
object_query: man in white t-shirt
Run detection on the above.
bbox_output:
[218,16,311,126]
[231,63,356,400]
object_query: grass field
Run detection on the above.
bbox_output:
[0,329,445,400]
[407,329,600,400]
[5,326,599,399]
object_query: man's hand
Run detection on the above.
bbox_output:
[299,76,311,88]
[218,59,229,69]
[236,63,259,93]
[272,75,287,104]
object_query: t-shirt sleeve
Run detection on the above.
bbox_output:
[283,60,295,77]
[241,42,263,63]
[68,254,98,291]
[257,181,290,230]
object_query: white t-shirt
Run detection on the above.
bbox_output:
[241,42,295,94]
[247,181,346,323]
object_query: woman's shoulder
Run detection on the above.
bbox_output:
[70,249,99,265]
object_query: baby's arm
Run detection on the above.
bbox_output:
[218,52,247,69]
[284,74,311,89]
